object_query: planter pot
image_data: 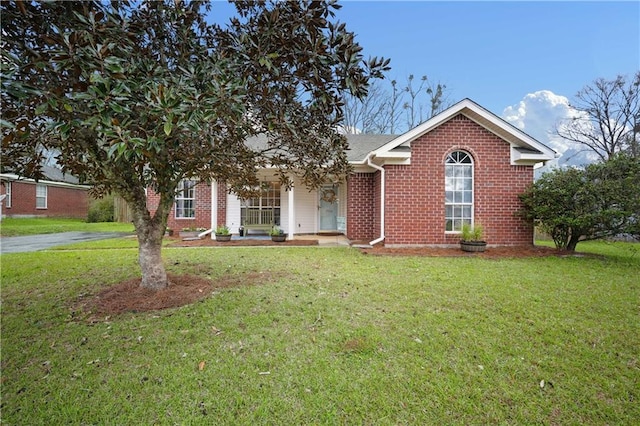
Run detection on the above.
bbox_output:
[271,235,287,243]
[460,241,487,252]
[215,234,232,242]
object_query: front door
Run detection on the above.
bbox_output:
[319,186,338,231]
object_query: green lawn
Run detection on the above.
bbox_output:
[0,217,135,237]
[1,241,638,424]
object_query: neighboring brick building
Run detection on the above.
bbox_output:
[1,166,90,219]
[151,99,556,246]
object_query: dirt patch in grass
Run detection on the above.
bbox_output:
[78,271,285,320]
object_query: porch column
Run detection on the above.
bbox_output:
[287,185,295,240]
[210,180,217,239]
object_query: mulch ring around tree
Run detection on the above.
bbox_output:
[75,271,287,321]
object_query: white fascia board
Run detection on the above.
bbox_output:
[377,151,411,159]
[371,99,477,157]
[510,146,557,166]
[0,173,91,190]
[371,98,557,162]
[351,163,376,173]
[381,157,411,165]
[461,103,557,160]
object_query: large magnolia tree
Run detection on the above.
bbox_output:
[1,0,389,290]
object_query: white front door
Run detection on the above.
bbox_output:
[319,186,338,231]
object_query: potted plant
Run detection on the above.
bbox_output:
[460,222,487,252]
[269,226,287,242]
[215,224,232,242]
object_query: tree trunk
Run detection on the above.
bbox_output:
[126,187,173,291]
[138,234,168,290]
[566,235,580,252]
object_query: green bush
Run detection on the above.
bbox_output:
[87,195,114,223]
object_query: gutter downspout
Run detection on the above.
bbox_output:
[209,180,218,240]
[366,153,385,246]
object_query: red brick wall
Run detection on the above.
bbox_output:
[148,182,214,232]
[384,114,534,246]
[1,181,88,218]
[216,181,227,227]
[346,173,375,241]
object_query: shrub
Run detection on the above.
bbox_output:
[87,195,114,223]
[519,154,640,251]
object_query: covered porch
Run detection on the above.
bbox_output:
[210,172,347,240]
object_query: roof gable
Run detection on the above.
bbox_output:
[371,98,557,165]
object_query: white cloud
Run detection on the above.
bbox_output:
[502,90,597,167]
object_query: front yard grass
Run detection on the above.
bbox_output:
[1,242,638,424]
[0,217,134,237]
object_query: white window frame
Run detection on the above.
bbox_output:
[4,182,11,208]
[241,181,281,226]
[444,151,473,233]
[36,184,47,209]
[175,180,196,219]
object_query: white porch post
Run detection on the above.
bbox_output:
[287,185,295,240]
[210,180,218,239]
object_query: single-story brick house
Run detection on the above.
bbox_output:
[151,98,556,246]
[0,166,90,219]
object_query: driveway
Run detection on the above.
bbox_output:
[0,232,132,254]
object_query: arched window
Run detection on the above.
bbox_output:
[445,151,473,232]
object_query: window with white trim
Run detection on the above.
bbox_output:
[175,180,196,218]
[4,182,11,208]
[445,151,473,232]
[241,182,281,226]
[36,184,47,209]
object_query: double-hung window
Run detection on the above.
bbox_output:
[445,151,473,232]
[175,180,196,218]
[36,184,47,209]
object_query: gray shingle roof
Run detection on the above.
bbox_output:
[42,165,81,184]
[244,133,397,163]
[344,134,398,162]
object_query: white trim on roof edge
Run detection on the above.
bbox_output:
[0,174,91,190]
[371,98,557,166]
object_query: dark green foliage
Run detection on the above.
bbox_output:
[87,195,114,223]
[519,154,640,251]
[1,0,388,289]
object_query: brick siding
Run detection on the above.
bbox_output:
[349,114,534,246]
[148,183,209,232]
[346,172,376,241]
[1,180,88,219]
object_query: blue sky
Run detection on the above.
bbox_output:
[209,1,639,163]
[335,1,639,115]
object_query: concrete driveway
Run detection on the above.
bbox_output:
[0,232,132,254]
